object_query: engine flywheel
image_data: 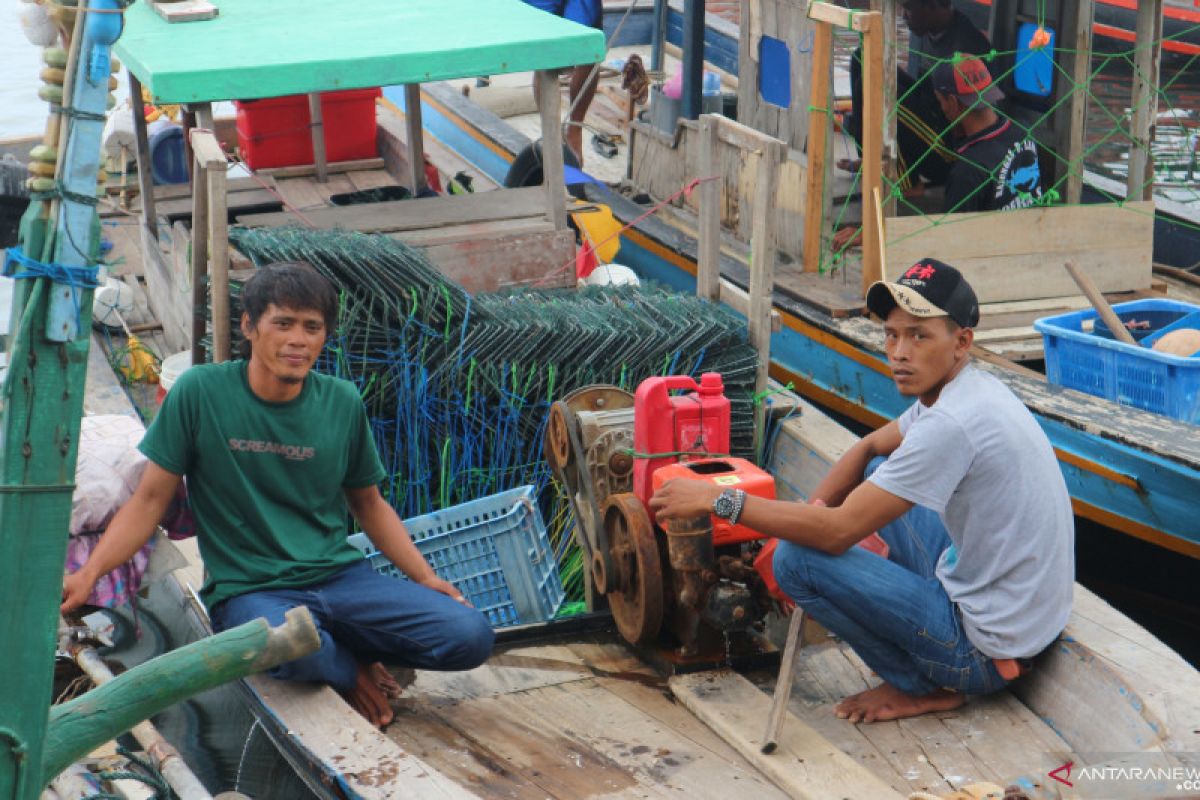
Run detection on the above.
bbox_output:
[602,493,664,645]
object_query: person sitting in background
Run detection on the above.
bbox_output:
[933,55,1045,213]
[521,0,603,166]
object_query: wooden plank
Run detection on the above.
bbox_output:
[307,93,329,183]
[697,115,721,302]
[207,163,231,362]
[1127,0,1164,201]
[980,295,1090,315]
[1065,0,1095,203]
[885,203,1155,304]
[972,325,1039,345]
[403,643,591,704]
[807,1,873,32]
[803,21,834,273]
[137,223,191,354]
[189,165,209,364]
[154,188,282,222]
[859,12,884,292]
[407,225,576,294]
[238,185,546,232]
[670,670,904,799]
[749,138,784,419]
[537,69,567,231]
[150,0,218,23]
[874,0,898,217]
[244,676,478,799]
[345,169,397,193]
[128,73,157,242]
[188,128,225,168]
[404,84,426,195]
[256,157,386,179]
[132,176,273,208]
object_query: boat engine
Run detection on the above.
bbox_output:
[545,375,777,659]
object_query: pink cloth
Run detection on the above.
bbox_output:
[64,531,154,608]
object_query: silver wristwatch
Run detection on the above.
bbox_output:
[712,488,746,525]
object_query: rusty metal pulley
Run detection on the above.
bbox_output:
[601,493,664,645]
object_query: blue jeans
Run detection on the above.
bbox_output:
[210,560,495,692]
[773,459,1006,696]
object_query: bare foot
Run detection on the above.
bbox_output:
[833,682,964,723]
[343,661,396,729]
[369,662,402,700]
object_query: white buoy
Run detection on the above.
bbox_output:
[19,3,57,47]
[92,279,135,328]
[582,263,641,288]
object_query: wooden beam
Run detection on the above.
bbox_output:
[404,84,426,195]
[537,69,567,231]
[886,202,1155,304]
[189,161,209,366]
[697,114,721,302]
[256,157,385,179]
[670,671,904,800]
[749,137,784,434]
[802,21,834,273]
[189,127,225,168]
[307,93,329,184]
[1065,0,1095,204]
[806,1,873,32]
[1127,0,1164,201]
[128,72,157,241]
[859,11,885,292]
[872,0,897,216]
[208,161,231,362]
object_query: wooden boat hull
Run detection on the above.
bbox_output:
[403,81,1200,561]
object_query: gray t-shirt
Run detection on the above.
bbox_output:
[868,364,1074,658]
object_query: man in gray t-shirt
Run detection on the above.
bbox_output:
[651,258,1073,723]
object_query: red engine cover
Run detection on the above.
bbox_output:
[651,458,775,546]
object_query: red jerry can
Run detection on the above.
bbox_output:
[633,373,731,504]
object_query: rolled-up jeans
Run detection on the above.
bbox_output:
[772,458,1006,696]
[210,559,495,692]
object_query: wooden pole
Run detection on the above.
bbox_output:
[189,154,209,366]
[537,69,567,231]
[1127,0,1164,202]
[191,129,229,362]
[871,0,897,216]
[802,21,834,273]
[1064,261,1139,347]
[42,608,320,786]
[860,13,884,293]
[762,609,805,754]
[749,138,783,439]
[1065,0,1095,204]
[307,93,329,184]
[404,84,426,196]
[697,114,721,302]
[128,72,157,241]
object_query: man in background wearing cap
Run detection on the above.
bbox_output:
[651,259,1073,723]
[843,0,992,191]
[934,55,1045,213]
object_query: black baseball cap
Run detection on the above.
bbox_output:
[866,258,980,328]
[932,54,1004,105]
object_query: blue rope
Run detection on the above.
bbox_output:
[3,245,101,324]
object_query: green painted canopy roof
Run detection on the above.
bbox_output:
[115,0,606,104]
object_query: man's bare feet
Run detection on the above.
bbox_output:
[369,662,402,700]
[343,661,396,729]
[834,682,964,723]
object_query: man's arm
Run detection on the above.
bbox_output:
[62,462,182,613]
[344,485,466,603]
[809,420,903,507]
[650,478,912,556]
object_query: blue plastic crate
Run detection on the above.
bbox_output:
[1034,299,1200,424]
[347,486,564,629]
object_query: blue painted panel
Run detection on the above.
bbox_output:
[758,36,791,108]
[1015,22,1056,98]
[664,10,740,75]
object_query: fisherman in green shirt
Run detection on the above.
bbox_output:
[63,262,494,728]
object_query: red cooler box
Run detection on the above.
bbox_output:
[235,87,381,170]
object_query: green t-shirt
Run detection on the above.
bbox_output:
[140,360,386,609]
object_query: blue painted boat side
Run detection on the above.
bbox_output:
[381,86,515,184]
[602,6,740,74]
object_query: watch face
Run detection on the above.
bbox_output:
[713,489,735,519]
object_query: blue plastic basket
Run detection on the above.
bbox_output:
[347,486,564,629]
[1034,298,1200,424]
